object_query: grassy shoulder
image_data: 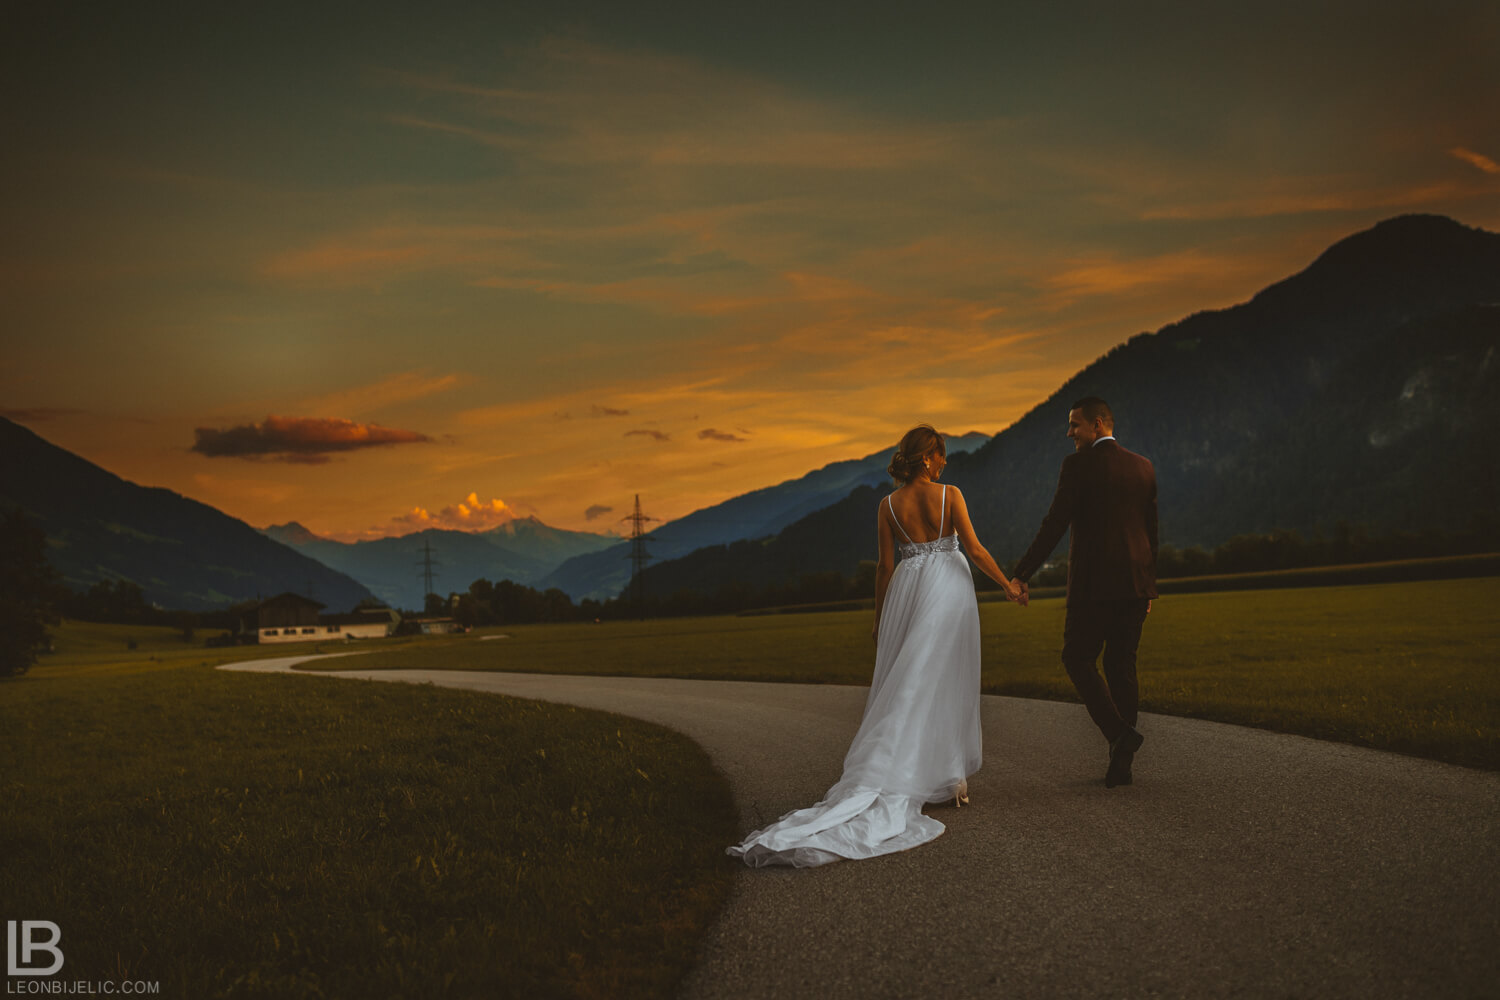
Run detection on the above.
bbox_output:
[331,577,1500,771]
[3,639,738,999]
[34,619,426,678]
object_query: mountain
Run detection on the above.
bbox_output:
[0,418,375,612]
[262,516,616,611]
[480,516,622,567]
[537,431,991,601]
[262,521,323,546]
[629,215,1500,600]
[955,214,1500,555]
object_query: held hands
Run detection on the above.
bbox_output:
[1002,578,1029,607]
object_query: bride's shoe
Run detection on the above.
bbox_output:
[953,779,970,808]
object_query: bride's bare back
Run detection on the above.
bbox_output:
[885,481,952,543]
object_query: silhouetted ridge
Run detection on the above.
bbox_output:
[1251,214,1500,319]
[0,417,376,611]
[624,214,1500,603]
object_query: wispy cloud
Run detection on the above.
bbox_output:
[304,372,464,417]
[191,416,431,463]
[625,429,670,441]
[1042,249,1266,302]
[392,42,976,171]
[584,504,613,521]
[260,224,543,285]
[1451,146,1500,175]
[698,428,746,442]
[1137,174,1500,223]
[591,405,629,417]
[191,472,299,506]
[0,407,83,422]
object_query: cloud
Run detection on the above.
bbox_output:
[191,416,431,462]
[393,42,968,172]
[1041,249,1266,302]
[303,372,464,417]
[584,504,613,521]
[0,407,83,422]
[1450,147,1500,175]
[625,429,670,441]
[391,492,516,532]
[260,223,544,285]
[191,472,299,506]
[698,428,746,442]
[591,405,629,417]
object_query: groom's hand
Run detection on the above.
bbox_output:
[1019,580,1030,607]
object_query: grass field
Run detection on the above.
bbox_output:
[327,577,1500,770]
[9,577,1493,994]
[2,624,739,998]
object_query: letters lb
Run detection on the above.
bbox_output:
[7,920,65,976]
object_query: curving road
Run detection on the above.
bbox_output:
[222,655,1500,999]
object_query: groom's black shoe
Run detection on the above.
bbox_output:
[1105,727,1144,788]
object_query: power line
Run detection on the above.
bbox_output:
[416,538,441,603]
[622,494,659,615]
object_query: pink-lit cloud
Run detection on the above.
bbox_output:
[192,416,431,463]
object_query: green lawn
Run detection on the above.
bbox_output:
[10,578,1493,994]
[2,627,738,999]
[329,577,1500,770]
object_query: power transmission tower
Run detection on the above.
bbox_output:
[416,539,441,609]
[621,494,659,616]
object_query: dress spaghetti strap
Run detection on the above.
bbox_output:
[886,494,914,543]
[939,484,947,536]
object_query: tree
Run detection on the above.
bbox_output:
[0,508,60,678]
[63,578,152,623]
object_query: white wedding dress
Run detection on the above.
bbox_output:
[728,485,982,867]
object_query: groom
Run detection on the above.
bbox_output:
[1013,397,1158,787]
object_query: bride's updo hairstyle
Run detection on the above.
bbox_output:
[887,425,945,485]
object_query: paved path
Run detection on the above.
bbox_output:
[223,656,1500,999]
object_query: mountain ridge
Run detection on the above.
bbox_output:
[625,214,1500,603]
[0,418,376,612]
[538,431,991,600]
[261,515,617,611]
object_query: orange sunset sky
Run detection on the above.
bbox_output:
[3,2,1498,540]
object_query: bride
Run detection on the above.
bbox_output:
[728,425,1024,867]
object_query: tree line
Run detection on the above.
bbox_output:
[5,503,1496,677]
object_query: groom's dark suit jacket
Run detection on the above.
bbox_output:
[1014,439,1159,605]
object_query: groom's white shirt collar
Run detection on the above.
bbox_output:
[1092,435,1116,446]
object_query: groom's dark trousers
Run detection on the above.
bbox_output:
[1014,439,1158,744]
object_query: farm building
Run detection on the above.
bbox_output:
[253,593,400,643]
[408,616,464,635]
